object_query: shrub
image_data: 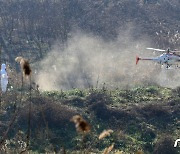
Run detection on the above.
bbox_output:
[154,136,178,154]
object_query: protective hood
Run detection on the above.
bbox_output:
[1,64,6,70]
[1,63,8,92]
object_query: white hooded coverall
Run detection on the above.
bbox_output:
[1,64,8,93]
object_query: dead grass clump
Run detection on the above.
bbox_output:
[89,102,134,123]
[42,103,77,128]
[15,57,31,78]
[141,104,171,119]
[18,101,77,129]
[86,92,112,105]
[140,104,174,129]
[153,136,178,154]
[88,102,110,120]
[99,129,114,140]
[136,150,144,154]
[71,115,91,134]
[103,143,114,154]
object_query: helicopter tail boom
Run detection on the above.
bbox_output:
[136,56,158,64]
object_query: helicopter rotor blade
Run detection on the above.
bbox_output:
[146,48,166,52]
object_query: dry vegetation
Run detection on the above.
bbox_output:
[0,0,179,153]
[0,0,180,63]
[0,85,179,153]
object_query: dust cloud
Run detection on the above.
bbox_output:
[34,30,180,91]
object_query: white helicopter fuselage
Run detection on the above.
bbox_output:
[157,53,180,65]
[136,48,180,68]
[136,53,180,68]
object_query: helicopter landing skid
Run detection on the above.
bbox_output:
[161,64,179,70]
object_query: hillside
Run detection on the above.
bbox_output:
[0,86,179,153]
[0,0,179,63]
[0,0,180,153]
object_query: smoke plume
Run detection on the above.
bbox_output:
[34,30,180,91]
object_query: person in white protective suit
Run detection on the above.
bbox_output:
[1,64,8,93]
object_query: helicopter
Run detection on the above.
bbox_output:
[136,48,180,68]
